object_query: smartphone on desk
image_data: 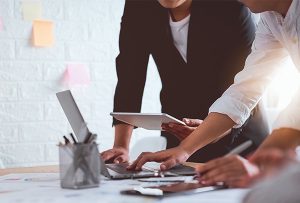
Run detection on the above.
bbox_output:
[121,182,224,197]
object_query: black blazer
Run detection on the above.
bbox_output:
[114,0,255,122]
[113,0,264,161]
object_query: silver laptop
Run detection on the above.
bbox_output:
[56,90,196,179]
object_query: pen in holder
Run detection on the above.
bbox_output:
[59,141,100,189]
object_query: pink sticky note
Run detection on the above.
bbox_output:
[0,17,3,31]
[63,64,91,86]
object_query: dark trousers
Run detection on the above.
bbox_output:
[162,103,270,163]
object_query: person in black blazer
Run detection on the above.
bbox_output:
[101,0,269,163]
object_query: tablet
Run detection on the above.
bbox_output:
[110,112,186,130]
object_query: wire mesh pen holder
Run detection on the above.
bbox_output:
[59,143,100,189]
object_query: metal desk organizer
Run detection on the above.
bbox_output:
[59,142,100,189]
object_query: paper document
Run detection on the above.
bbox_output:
[0,173,248,203]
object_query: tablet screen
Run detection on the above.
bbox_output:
[110,112,186,130]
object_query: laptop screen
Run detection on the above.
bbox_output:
[56,90,90,142]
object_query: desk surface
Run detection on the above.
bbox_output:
[0,165,248,203]
[0,165,59,176]
[0,163,200,176]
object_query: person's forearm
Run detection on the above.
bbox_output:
[255,128,300,152]
[113,124,134,150]
[179,112,236,156]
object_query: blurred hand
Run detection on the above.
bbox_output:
[127,147,190,171]
[249,148,297,176]
[196,155,259,188]
[162,118,203,141]
[100,147,129,164]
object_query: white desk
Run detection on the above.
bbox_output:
[0,166,249,203]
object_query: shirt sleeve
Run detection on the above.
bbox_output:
[113,1,151,126]
[209,14,289,128]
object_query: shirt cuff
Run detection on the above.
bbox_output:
[209,95,253,128]
[273,110,300,131]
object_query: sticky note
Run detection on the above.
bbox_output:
[32,20,54,47]
[63,64,91,86]
[21,0,42,21]
[0,17,3,32]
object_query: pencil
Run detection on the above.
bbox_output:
[69,133,78,144]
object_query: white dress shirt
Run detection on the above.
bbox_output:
[209,0,300,131]
[169,14,190,63]
[244,163,300,203]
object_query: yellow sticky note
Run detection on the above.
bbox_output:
[32,20,54,47]
[22,1,42,21]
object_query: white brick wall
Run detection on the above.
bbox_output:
[0,0,162,168]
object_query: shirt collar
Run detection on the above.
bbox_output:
[269,0,299,28]
[284,0,299,26]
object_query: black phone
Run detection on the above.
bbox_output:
[121,183,224,197]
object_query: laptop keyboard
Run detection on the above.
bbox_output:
[106,163,195,176]
[168,164,196,175]
[106,163,152,175]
